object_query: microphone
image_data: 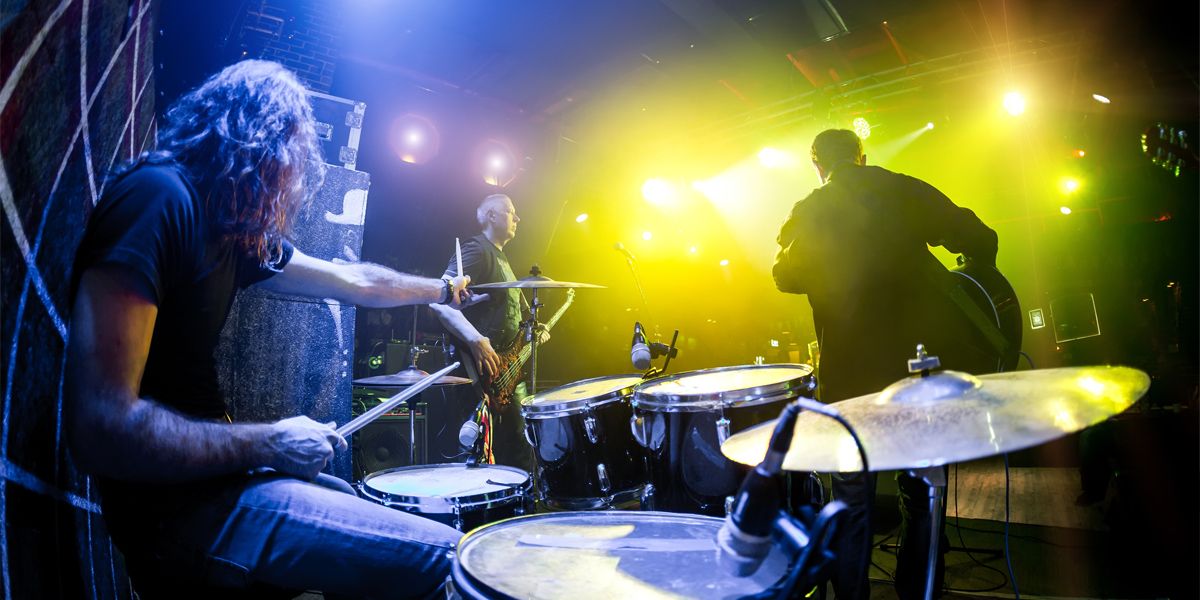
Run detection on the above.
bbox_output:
[614,242,637,263]
[458,394,488,449]
[716,402,802,576]
[631,321,652,370]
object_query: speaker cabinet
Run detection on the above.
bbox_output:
[353,413,427,481]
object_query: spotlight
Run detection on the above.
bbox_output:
[1074,149,1086,158]
[1059,177,1081,194]
[575,213,588,223]
[390,114,439,165]
[757,148,792,169]
[1091,93,1111,104]
[1003,91,1026,116]
[852,117,871,139]
[719,259,730,267]
[476,139,518,187]
[1060,206,1072,215]
[641,178,677,206]
[925,122,935,130]
[642,231,653,241]
[688,245,698,254]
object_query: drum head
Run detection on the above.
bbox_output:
[634,364,815,411]
[522,374,644,416]
[455,511,788,599]
[362,464,527,511]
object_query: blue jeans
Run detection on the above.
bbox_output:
[126,472,459,599]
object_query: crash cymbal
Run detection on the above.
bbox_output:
[353,367,473,387]
[471,275,604,289]
[721,366,1150,473]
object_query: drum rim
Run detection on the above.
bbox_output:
[454,510,731,599]
[521,373,644,416]
[360,463,530,512]
[632,363,816,409]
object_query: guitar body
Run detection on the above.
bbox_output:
[483,289,576,406]
[947,261,1022,373]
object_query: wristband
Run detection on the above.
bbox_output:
[439,277,454,305]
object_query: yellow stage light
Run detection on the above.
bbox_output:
[757,148,792,169]
[1092,93,1111,104]
[642,231,653,241]
[689,246,698,254]
[575,213,588,223]
[1060,206,1072,215]
[1003,91,1026,116]
[641,178,677,206]
[719,259,730,267]
[925,122,935,130]
[1059,177,1081,194]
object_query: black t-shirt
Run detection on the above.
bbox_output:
[74,163,292,419]
[773,165,998,401]
[443,234,522,350]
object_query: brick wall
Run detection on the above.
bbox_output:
[236,0,345,93]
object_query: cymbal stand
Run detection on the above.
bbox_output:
[405,346,429,465]
[524,265,545,394]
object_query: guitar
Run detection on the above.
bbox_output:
[943,258,1022,373]
[487,289,576,405]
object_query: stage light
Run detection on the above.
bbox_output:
[390,114,439,165]
[757,148,793,169]
[1059,177,1081,194]
[575,213,588,223]
[1091,93,1111,104]
[689,246,698,254]
[852,117,871,139]
[1003,91,1026,116]
[1074,149,1086,158]
[1060,206,1072,215]
[925,122,935,130]
[476,139,518,187]
[719,259,730,267]
[641,178,677,206]
[642,231,653,241]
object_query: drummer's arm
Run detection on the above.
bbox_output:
[257,247,472,308]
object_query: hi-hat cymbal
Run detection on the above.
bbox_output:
[353,367,473,387]
[471,275,604,289]
[721,366,1150,473]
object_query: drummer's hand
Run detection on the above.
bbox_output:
[445,275,472,309]
[264,416,347,480]
[472,336,502,379]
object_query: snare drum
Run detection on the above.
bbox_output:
[632,364,817,515]
[359,463,532,532]
[521,374,646,509]
[450,511,789,599]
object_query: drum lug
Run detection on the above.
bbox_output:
[452,499,464,531]
[640,484,656,511]
[584,414,599,444]
[725,495,735,516]
[630,415,646,447]
[716,416,731,445]
[597,463,611,493]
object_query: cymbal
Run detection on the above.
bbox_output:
[353,367,473,387]
[471,275,604,289]
[721,366,1150,473]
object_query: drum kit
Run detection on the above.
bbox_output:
[343,272,1152,600]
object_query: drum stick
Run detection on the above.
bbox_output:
[455,237,463,277]
[336,361,461,438]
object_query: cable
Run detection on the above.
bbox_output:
[1019,351,1036,370]
[1004,453,1021,599]
[944,464,1010,593]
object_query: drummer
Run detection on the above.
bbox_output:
[773,129,999,599]
[430,193,543,473]
[65,61,468,598]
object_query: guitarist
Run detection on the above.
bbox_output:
[773,129,999,600]
[430,193,542,473]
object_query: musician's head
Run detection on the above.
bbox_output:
[142,60,324,267]
[811,129,866,184]
[477,193,519,245]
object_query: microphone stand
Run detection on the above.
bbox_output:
[616,245,656,335]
